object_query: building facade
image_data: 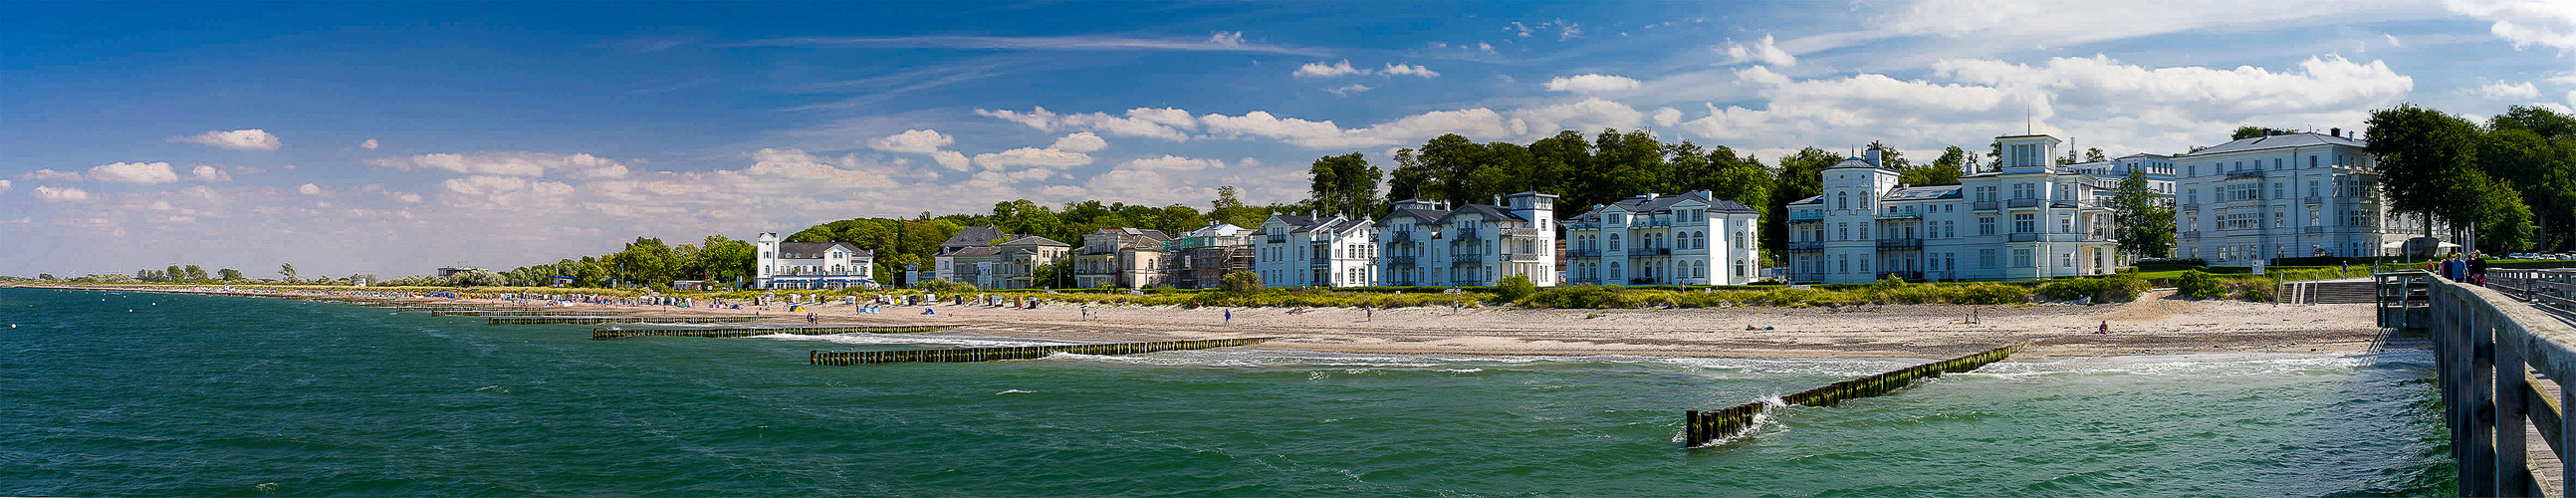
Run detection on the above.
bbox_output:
[1373,192,1558,287]
[947,235,1068,289]
[1164,223,1254,289]
[929,226,1012,284]
[1073,227,1172,289]
[1785,134,2119,284]
[753,232,876,289]
[2171,129,2405,262]
[1253,214,1378,287]
[1564,191,1764,286]
[2067,153,2178,200]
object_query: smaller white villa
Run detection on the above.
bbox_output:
[753,232,875,290]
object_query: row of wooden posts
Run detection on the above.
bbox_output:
[486,315,765,325]
[812,338,1275,366]
[591,325,964,341]
[1683,343,2022,448]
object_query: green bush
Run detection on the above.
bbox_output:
[2235,279,2276,302]
[1219,271,1263,294]
[1954,283,2030,305]
[2034,275,2146,303]
[1528,285,1634,308]
[2174,270,2226,300]
[1495,275,1537,303]
[917,279,977,294]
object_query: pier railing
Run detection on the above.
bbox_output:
[2381,270,2576,496]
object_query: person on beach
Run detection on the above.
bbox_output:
[2096,321,2109,335]
[1224,309,1232,326]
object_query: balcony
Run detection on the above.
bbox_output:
[1311,256,1331,267]
[771,269,869,277]
[1267,234,1287,244]
[2181,203,2200,211]
[2006,198,2041,209]
[2341,196,2379,205]
[1565,249,1601,259]
[2007,232,2038,242]
[1787,241,1825,253]
[1876,238,1924,251]
[2182,230,2202,240]
[1973,200,2000,211]
[1788,211,1824,223]
[1082,248,1117,255]
[2225,170,2266,180]
[1876,209,1922,219]
[1629,247,1672,257]
[1452,228,1482,240]
[1452,253,1485,264]
[1633,218,1672,228]
[1502,252,1543,262]
[1388,231,1414,243]
[1565,222,1600,231]
[1500,228,1546,239]
[2303,226,2325,234]
[1388,255,1418,267]
[2302,196,2323,205]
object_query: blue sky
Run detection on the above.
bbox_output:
[2,0,2570,278]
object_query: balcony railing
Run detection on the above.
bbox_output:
[1787,241,1825,252]
[1565,249,1601,259]
[1973,200,2000,211]
[1788,212,1825,223]
[1388,231,1414,243]
[1877,209,1921,219]
[2006,198,2041,208]
[1565,222,1600,231]
[1452,228,1482,240]
[1500,228,1545,238]
[771,270,868,277]
[1311,256,1331,267]
[2226,170,2266,179]
[1629,247,1672,257]
[1387,255,1417,266]
[1082,248,1117,255]
[1452,253,1485,264]
[2183,230,2202,240]
[2303,226,2325,234]
[1502,252,1543,262]
[1635,218,1672,228]
[2007,232,2038,242]
[2303,196,2324,205]
[1267,234,1287,244]
[2181,203,2200,211]
[1876,238,1924,251]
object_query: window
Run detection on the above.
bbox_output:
[1980,217,1996,235]
[1837,192,1849,210]
[2271,181,2283,199]
[1838,255,1848,273]
[1979,249,1997,269]
[2012,249,2032,267]
[2060,252,2073,268]
[2309,155,2318,168]
[1608,234,1621,250]
[2013,213,2036,233]
[2059,215,2071,233]
[1838,223,1849,241]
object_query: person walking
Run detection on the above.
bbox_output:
[1224,309,1232,326]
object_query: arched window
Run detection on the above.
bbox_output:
[1609,233,1621,251]
[1694,260,1707,278]
[1609,262,1623,281]
[1694,231,1707,249]
[1837,192,1849,210]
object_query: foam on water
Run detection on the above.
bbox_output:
[744,333,1075,348]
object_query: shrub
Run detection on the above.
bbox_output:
[2235,279,2276,302]
[918,279,977,294]
[1495,275,1537,303]
[1955,283,2030,305]
[2174,270,2226,300]
[1528,285,1631,308]
[2034,275,2146,303]
[1219,270,1263,294]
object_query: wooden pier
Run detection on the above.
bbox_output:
[1683,344,2021,448]
[2394,269,2576,496]
[810,338,1274,366]
[591,324,964,340]
[487,316,765,325]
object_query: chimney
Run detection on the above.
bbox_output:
[2331,127,2341,137]
[1864,148,1882,167]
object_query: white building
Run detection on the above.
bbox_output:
[1253,214,1377,287]
[1373,191,1558,287]
[753,232,875,289]
[1563,191,1764,285]
[1073,227,1171,289]
[2171,129,2405,262]
[2066,153,2178,201]
[1785,134,2119,284]
[928,226,1012,284]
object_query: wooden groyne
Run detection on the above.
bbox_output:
[487,316,765,325]
[591,324,964,340]
[1683,344,2022,448]
[811,338,1274,366]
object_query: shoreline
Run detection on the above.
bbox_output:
[3,283,2397,360]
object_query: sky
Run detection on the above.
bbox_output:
[2,0,2572,279]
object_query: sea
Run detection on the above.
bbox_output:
[0,286,2451,496]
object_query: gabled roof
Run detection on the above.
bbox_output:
[1376,207,1450,226]
[1096,227,1173,241]
[1880,184,1964,201]
[1575,191,1759,218]
[948,246,1002,257]
[2183,132,2364,157]
[1287,215,1347,233]
[1438,204,1526,223]
[997,235,1068,247]
[778,241,871,257]
[940,226,1012,251]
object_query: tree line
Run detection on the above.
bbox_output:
[2367,104,2576,254]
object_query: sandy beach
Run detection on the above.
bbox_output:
[407,289,2385,360]
[15,285,2389,359]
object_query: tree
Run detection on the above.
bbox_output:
[279,263,298,283]
[183,265,206,281]
[217,268,241,281]
[2085,147,2107,163]
[1210,185,1269,228]
[2365,104,2488,237]
[1907,145,1969,186]
[1384,149,1433,203]
[1220,270,1263,294]
[165,265,184,283]
[1763,147,1841,257]
[1306,152,1382,220]
[609,237,680,287]
[37,273,55,280]
[2110,169,2177,259]
[2230,125,2298,140]
[454,269,506,287]
[698,235,757,284]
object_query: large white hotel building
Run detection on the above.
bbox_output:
[2171,129,2405,262]
[1785,133,2120,284]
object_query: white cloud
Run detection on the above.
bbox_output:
[930,150,970,171]
[1121,155,1224,171]
[359,138,379,149]
[1049,132,1108,153]
[0,179,11,194]
[87,161,179,184]
[1295,60,1368,78]
[1324,84,1373,97]
[975,107,1197,140]
[370,151,633,178]
[18,169,81,181]
[1934,55,2413,114]
[1380,63,1440,78]
[865,128,955,153]
[2384,33,2406,47]
[1544,74,1643,94]
[188,164,233,182]
[1864,0,2416,50]
[2470,81,2543,100]
[1208,31,1245,47]
[299,183,323,195]
[1558,22,1582,41]
[170,128,283,150]
[2445,0,2576,51]
[1721,34,1797,66]
[1201,111,1348,142]
[972,147,1094,169]
[742,147,905,188]
[1653,107,1684,126]
[33,185,89,202]
[1295,60,1439,79]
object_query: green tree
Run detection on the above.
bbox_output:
[37,273,55,280]
[1905,145,1969,186]
[699,235,757,284]
[1384,149,1433,203]
[165,265,183,283]
[1306,152,1383,220]
[1210,186,1269,228]
[454,269,506,287]
[1220,270,1263,294]
[609,237,680,287]
[2085,147,2107,162]
[2365,104,2488,237]
[1763,147,1841,257]
[183,265,206,281]
[217,268,241,281]
[2111,169,2177,259]
[2230,126,2298,140]
[280,263,298,283]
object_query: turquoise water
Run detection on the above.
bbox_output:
[0,287,2450,496]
